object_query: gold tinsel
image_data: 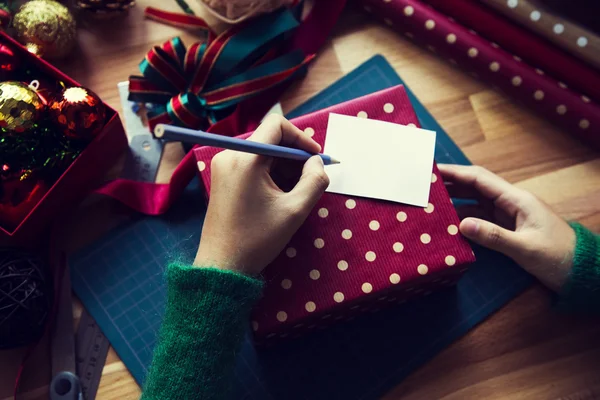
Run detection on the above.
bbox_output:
[13,0,77,60]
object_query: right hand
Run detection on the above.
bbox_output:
[438,164,576,292]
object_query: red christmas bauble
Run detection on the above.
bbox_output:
[0,172,47,231]
[48,86,106,141]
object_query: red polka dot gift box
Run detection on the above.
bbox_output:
[193,85,475,343]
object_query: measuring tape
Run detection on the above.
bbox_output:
[76,309,110,400]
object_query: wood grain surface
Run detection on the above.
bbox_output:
[1,2,599,399]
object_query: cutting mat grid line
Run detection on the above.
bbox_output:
[70,55,532,400]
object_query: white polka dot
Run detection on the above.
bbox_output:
[425,19,435,30]
[404,5,414,16]
[530,10,540,21]
[314,238,325,249]
[424,203,435,213]
[558,82,568,89]
[507,0,518,8]
[342,229,352,240]
[511,76,522,86]
[197,161,206,171]
[489,62,500,72]
[333,292,344,303]
[556,105,567,115]
[535,68,544,75]
[286,247,296,258]
[553,23,564,34]
[365,251,376,262]
[389,273,401,284]
[362,282,373,293]
[357,111,368,118]
[281,279,292,289]
[318,208,329,218]
[577,36,588,47]
[309,269,320,280]
[396,211,407,222]
[468,47,478,58]
[252,321,259,331]
[384,18,393,26]
[337,260,348,271]
[345,199,356,209]
[513,55,522,62]
[420,233,431,244]
[445,255,456,266]
[304,127,315,137]
[579,119,590,129]
[417,264,429,275]
[277,311,287,322]
[407,123,417,128]
[582,96,590,103]
[446,33,457,44]
[369,220,380,231]
[305,302,316,312]
[383,103,394,113]
[534,90,544,100]
[393,242,404,253]
[447,224,458,235]
[431,173,438,183]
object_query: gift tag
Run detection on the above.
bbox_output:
[117,82,164,182]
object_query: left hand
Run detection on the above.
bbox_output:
[194,115,330,275]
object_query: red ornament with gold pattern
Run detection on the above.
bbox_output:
[48,86,106,141]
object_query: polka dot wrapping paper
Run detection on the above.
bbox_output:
[358,0,600,150]
[194,85,475,341]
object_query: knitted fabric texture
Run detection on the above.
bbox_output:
[559,222,600,314]
[141,264,263,400]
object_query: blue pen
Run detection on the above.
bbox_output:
[154,124,340,165]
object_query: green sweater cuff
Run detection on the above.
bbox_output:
[558,222,600,314]
[141,264,263,400]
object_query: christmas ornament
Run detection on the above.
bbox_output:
[0,3,12,30]
[12,0,77,60]
[0,45,18,81]
[0,248,52,349]
[200,0,295,23]
[75,0,136,19]
[48,86,106,140]
[0,81,44,133]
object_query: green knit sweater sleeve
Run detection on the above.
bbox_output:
[141,263,263,400]
[559,223,600,313]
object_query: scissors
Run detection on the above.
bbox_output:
[49,258,83,400]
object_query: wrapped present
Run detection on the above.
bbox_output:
[358,0,600,150]
[194,85,475,342]
[0,32,127,245]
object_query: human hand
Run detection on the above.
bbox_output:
[194,115,330,275]
[438,164,576,292]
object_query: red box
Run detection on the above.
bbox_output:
[0,32,127,245]
[194,86,475,343]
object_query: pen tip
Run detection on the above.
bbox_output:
[154,125,165,138]
[329,157,341,165]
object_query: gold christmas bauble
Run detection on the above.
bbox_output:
[13,0,77,60]
[0,81,44,133]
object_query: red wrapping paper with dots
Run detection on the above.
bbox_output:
[194,86,475,341]
[357,0,600,150]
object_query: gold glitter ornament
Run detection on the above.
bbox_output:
[13,0,76,60]
[0,81,44,133]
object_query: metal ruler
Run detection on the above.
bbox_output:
[76,309,110,400]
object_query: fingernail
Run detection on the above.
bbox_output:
[460,218,479,236]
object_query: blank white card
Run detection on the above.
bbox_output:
[323,113,436,207]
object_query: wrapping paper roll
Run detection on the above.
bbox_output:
[397,0,600,102]
[359,0,600,149]
[482,0,600,70]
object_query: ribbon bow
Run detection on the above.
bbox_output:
[128,8,312,132]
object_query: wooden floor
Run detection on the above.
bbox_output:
[1,1,599,399]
